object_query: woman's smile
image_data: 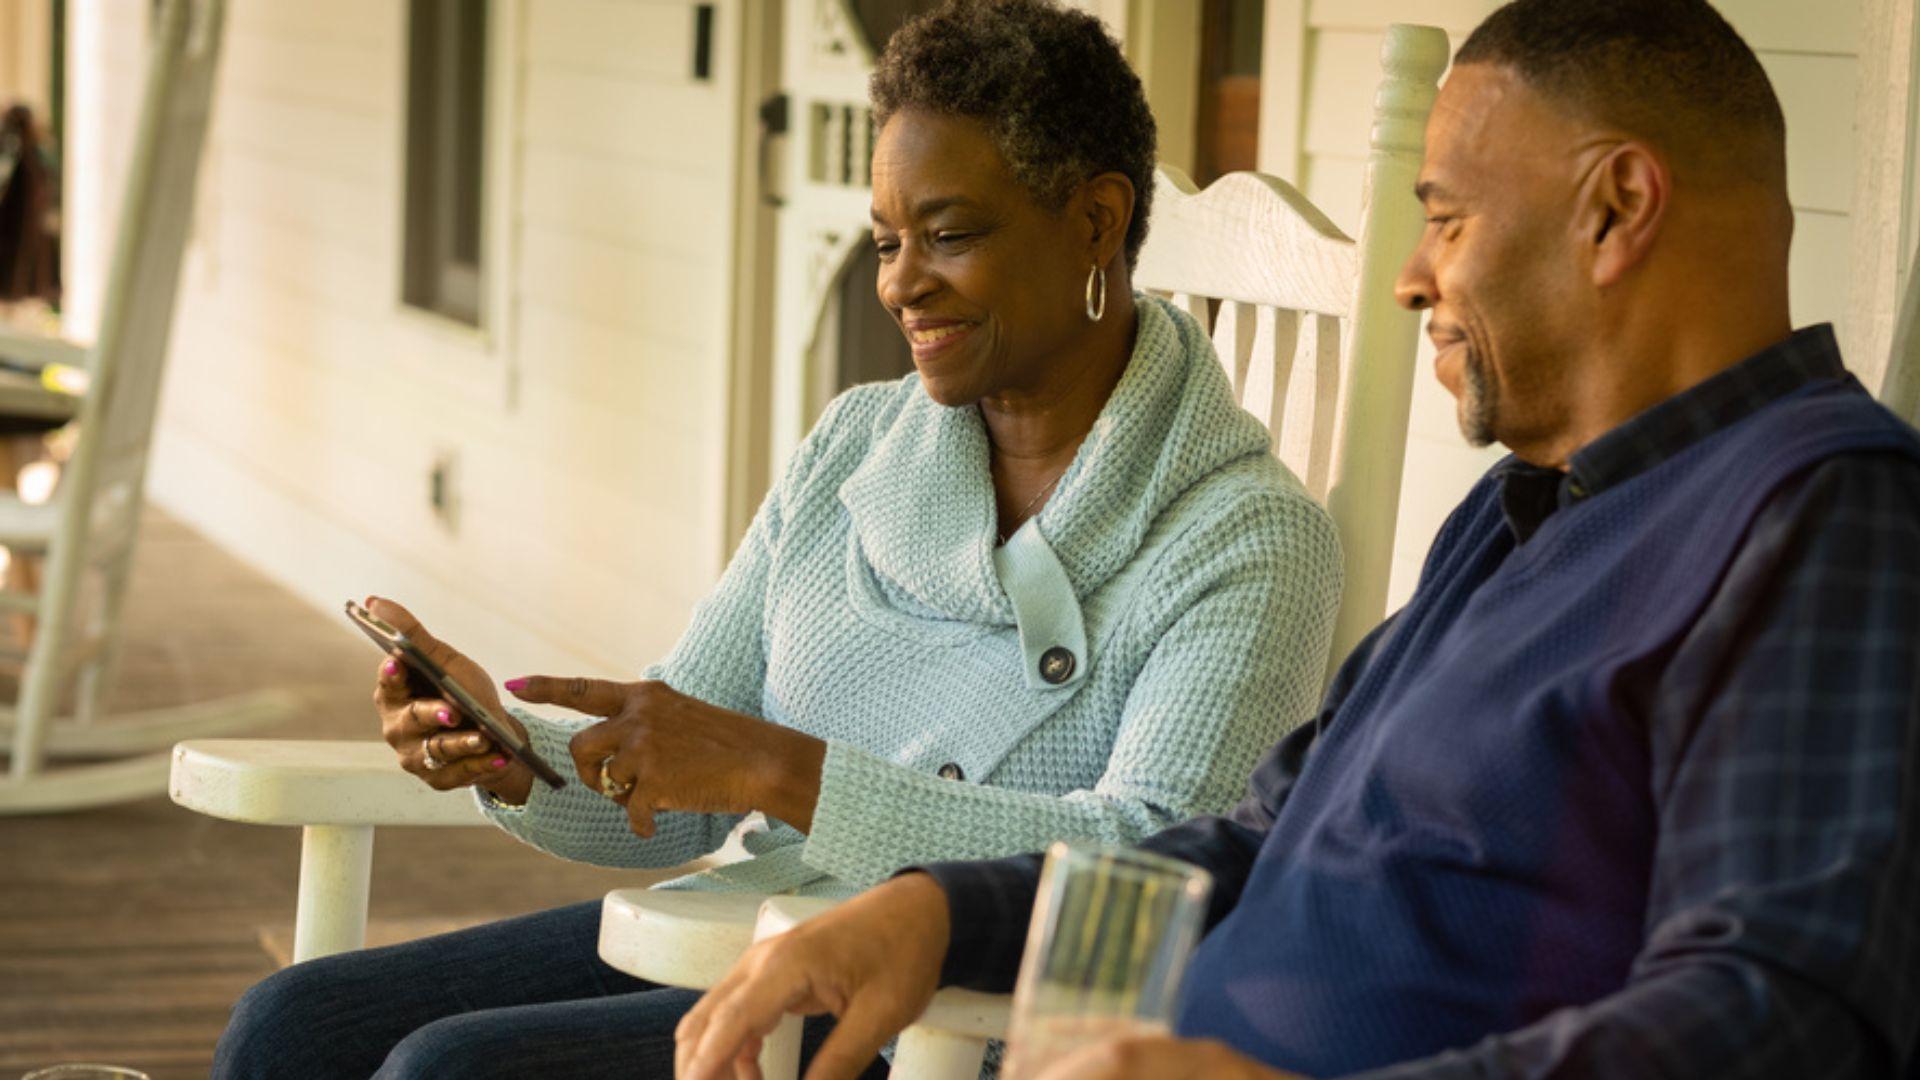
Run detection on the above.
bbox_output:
[904,318,977,360]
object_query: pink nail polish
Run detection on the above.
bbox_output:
[491,757,508,769]
[504,678,529,692]
[437,709,454,727]
[382,659,398,676]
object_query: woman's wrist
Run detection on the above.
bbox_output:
[759,727,827,833]
[477,762,535,807]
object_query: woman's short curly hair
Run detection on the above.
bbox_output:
[870,0,1157,268]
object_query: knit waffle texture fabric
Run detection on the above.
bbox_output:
[480,294,1344,897]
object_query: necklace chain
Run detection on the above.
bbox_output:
[999,468,1066,543]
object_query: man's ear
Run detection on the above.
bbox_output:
[1080,172,1136,269]
[1580,142,1668,288]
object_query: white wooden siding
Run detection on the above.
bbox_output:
[68,0,1877,674]
[0,0,56,120]
[68,0,745,678]
[1264,1,1864,608]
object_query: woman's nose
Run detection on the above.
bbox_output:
[878,243,936,312]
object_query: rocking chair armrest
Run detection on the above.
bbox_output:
[883,989,1014,1079]
[599,889,778,989]
[596,863,841,989]
[170,739,486,963]
[0,323,90,375]
[169,738,487,827]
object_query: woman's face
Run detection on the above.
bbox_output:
[869,109,1095,407]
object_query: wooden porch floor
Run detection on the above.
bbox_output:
[0,509,672,1078]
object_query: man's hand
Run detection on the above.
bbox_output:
[1031,1033,1305,1080]
[675,873,952,1080]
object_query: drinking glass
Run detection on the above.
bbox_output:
[20,1067,150,1080]
[1000,841,1213,1079]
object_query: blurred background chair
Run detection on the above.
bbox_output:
[0,0,298,815]
[0,98,79,607]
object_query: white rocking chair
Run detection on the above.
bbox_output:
[0,0,299,815]
[168,19,1447,1075]
[1883,236,1920,426]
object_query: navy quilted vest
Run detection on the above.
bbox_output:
[1175,375,1920,1076]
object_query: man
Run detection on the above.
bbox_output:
[677,1,1920,1076]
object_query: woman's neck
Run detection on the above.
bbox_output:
[982,293,1138,535]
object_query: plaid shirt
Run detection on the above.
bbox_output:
[924,326,1920,1078]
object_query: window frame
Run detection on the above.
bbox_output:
[390,0,522,404]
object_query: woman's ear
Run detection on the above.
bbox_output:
[1581,142,1668,288]
[1081,172,1136,268]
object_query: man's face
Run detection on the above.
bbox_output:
[1394,64,1591,454]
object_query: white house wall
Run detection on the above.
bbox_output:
[1265,0,1865,608]
[76,0,742,678]
[69,0,1878,672]
[0,0,55,121]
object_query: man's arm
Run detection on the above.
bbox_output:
[1345,454,1920,1079]
[921,613,1403,993]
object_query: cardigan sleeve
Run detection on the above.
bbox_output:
[475,389,874,865]
[801,486,1343,889]
[475,706,744,868]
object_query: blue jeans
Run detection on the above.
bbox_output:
[212,899,888,1079]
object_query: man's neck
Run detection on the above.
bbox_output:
[1512,301,1793,470]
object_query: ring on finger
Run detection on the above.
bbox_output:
[599,754,635,799]
[421,740,445,771]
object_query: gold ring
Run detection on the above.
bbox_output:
[599,755,634,799]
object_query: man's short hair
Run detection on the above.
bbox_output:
[1455,0,1786,185]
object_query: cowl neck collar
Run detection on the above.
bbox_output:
[836,295,1273,625]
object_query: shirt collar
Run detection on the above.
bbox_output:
[1497,324,1848,543]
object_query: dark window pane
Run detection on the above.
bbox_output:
[846,0,941,55]
[403,0,488,326]
[1196,0,1264,186]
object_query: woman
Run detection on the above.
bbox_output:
[214,1,1342,1076]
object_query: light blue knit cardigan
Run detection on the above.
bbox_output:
[482,296,1342,897]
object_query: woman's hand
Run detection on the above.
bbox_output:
[369,597,533,806]
[506,676,826,838]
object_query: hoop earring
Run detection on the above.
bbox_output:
[1085,264,1107,322]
